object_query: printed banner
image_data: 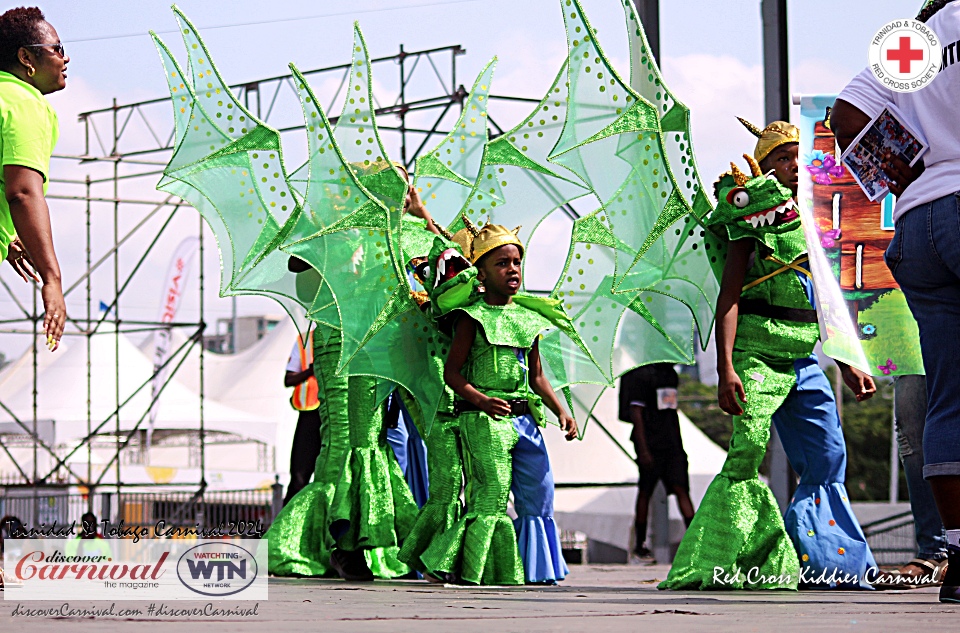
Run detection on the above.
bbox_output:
[149,236,200,450]
[798,94,922,376]
[3,539,267,601]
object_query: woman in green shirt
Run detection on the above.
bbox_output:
[0,7,68,349]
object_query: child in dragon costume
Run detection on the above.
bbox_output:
[661,121,877,590]
[267,246,420,582]
[419,224,580,585]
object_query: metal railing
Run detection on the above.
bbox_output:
[0,486,281,536]
[861,510,916,566]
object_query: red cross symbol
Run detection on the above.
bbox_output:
[887,36,924,74]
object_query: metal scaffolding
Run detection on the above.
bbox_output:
[0,42,538,524]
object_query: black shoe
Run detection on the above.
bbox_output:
[940,545,960,604]
[330,548,374,582]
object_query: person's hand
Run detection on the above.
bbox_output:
[404,186,429,220]
[559,412,578,441]
[478,395,511,419]
[636,447,654,469]
[6,237,40,283]
[41,280,66,352]
[881,152,924,198]
[839,363,876,402]
[718,372,747,416]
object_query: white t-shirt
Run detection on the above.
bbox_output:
[837,2,960,222]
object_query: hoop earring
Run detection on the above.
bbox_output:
[26,66,35,77]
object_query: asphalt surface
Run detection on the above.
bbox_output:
[2,564,957,632]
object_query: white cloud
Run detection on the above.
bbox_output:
[661,53,765,192]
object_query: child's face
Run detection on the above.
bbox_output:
[478,244,522,296]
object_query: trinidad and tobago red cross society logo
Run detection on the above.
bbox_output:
[869,18,941,93]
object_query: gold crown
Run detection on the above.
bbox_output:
[737,117,800,163]
[457,216,523,263]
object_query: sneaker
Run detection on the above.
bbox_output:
[873,557,947,589]
[628,545,656,566]
[940,546,959,604]
[329,548,374,582]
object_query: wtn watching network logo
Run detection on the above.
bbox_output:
[176,542,260,597]
[3,539,267,600]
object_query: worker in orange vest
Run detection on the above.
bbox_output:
[283,329,321,506]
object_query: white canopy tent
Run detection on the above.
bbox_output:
[547,385,727,555]
[142,318,302,478]
[0,326,279,487]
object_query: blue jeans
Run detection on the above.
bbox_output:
[885,192,960,478]
[894,375,947,561]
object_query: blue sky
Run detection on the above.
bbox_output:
[0,0,924,360]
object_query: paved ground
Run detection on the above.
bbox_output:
[2,564,956,632]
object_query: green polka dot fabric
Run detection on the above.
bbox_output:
[152,2,723,433]
[413,59,498,228]
[152,11,306,334]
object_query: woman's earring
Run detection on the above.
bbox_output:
[26,66,35,77]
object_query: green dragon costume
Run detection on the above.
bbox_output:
[661,150,877,590]
[661,160,804,590]
[151,0,739,585]
[395,238,473,576]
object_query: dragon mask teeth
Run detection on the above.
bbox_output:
[434,248,471,288]
[740,199,797,228]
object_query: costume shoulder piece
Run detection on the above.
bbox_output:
[456,295,576,351]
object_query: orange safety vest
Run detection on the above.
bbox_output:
[290,331,319,411]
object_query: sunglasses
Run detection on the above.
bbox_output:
[24,43,66,58]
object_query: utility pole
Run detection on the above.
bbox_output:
[761,0,793,512]
[632,0,660,62]
[762,0,790,123]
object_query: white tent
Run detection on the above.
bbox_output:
[141,318,303,478]
[547,385,727,555]
[0,326,278,447]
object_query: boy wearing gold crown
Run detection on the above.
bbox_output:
[662,120,877,590]
[419,223,579,585]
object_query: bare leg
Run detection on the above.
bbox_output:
[634,488,649,551]
[671,485,696,525]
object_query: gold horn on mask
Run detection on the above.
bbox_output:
[461,214,481,237]
[744,154,762,178]
[730,162,749,186]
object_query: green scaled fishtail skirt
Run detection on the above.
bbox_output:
[660,352,801,590]
[328,374,419,566]
[398,410,464,574]
[421,412,524,585]
[266,332,348,577]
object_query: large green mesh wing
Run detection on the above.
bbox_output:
[534,0,723,429]
[460,60,594,278]
[284,27,449,421]
[280,28,410,374]
[548,1,720,344]
[412,60,498,229]
[152,9,309,328]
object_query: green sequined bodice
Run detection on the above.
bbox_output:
[463,328,527,400]
[736,228,819,359]
[740,228,810,310]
